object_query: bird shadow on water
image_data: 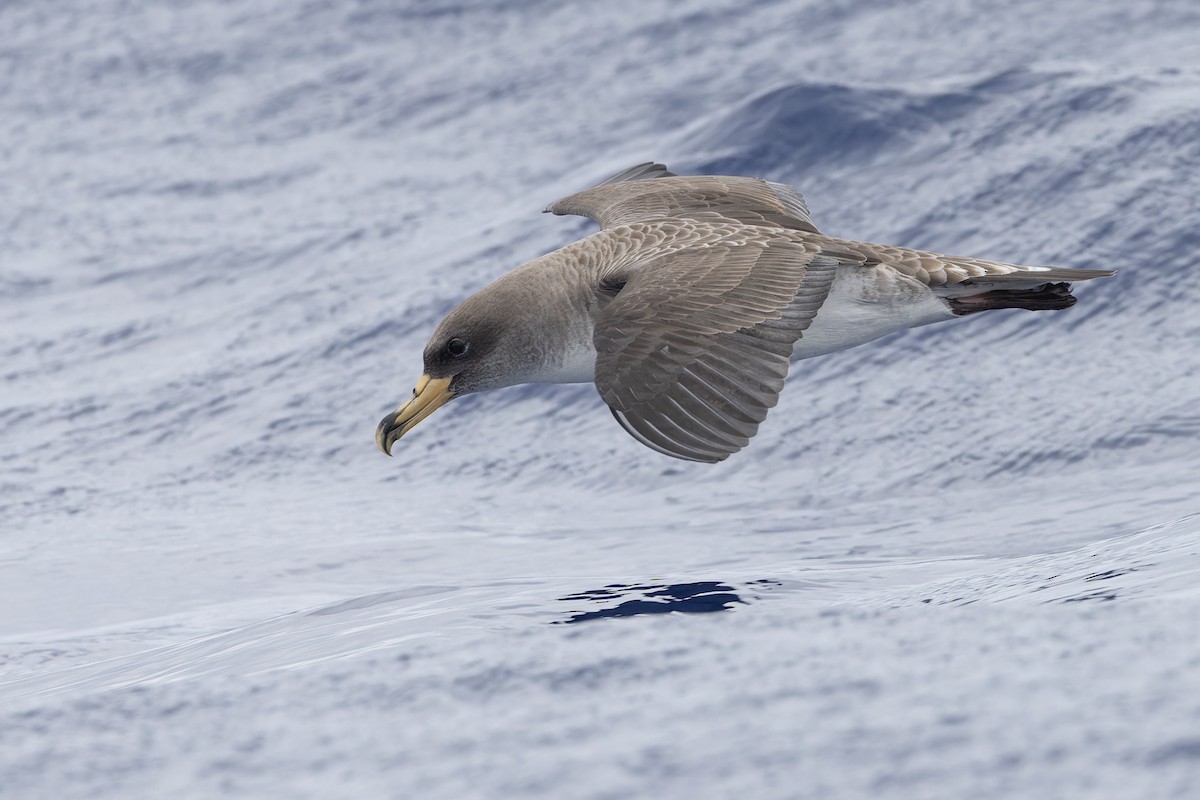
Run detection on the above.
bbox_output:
[553,579,781,624]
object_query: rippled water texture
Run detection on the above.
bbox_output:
[3,1,1200,797]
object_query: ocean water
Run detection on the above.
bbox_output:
[3,1,1200,797]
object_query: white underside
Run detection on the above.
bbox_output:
[791,267,956,360]
[529,334,599,384]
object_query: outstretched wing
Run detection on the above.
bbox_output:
[546,162,820,234]
[593,238,847,463]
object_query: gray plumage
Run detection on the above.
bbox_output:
[376,163,1115,463]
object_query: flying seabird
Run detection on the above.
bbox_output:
[375,162,1115,463]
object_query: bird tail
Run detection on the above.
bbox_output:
[938,266,1115,316]
[946,282,1076,315]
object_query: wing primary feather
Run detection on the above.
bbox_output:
[611,408,728,463]
[680,368,765,428]
[646,404,739,457]
[662,395,750,449]
[593,238,840,461]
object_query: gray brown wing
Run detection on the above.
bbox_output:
[546,162,820,234]
[593,240,845,463]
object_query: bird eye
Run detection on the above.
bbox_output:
[445,337,469,357]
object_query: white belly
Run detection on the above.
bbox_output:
[791,267,955,360]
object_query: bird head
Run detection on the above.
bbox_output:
[374,280,555,456]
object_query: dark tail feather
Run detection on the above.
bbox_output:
[948,282,1077,316]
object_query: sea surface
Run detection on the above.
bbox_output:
[3,1,1200,797]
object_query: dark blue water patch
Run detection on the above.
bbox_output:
[1059,589,1119,604]
[0,273,52,298]
[555,580,782,624]
[685,80,978,178]
[1147,738,1200,765]
[1084,567,1138,582]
